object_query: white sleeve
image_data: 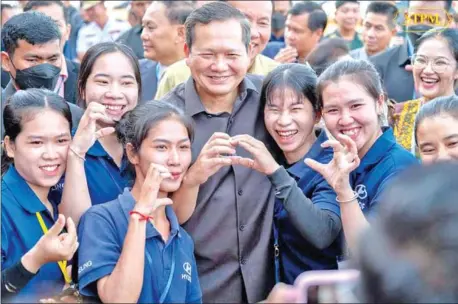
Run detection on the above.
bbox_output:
[77,26,89,54]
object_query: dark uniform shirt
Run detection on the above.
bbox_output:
[160,75,275,303]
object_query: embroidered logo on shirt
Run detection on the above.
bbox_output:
[181,262,192,282]
[78,260,93,274]
[355,184,368,210]
[51,182,64,191]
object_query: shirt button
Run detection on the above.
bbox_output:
[238,189,243,196]
[239,225,245,231]
[241,258,247,265]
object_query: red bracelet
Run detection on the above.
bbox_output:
[129,211,153,221]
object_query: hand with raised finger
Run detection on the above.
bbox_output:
[230,135,280,175]
[184,132,234,187]
[274,46,298,64]
[304,134,360,193]
[33,215,79,265]
[70,102,115,157]
[134,163,173,216]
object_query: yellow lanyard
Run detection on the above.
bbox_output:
[35,212,72,284]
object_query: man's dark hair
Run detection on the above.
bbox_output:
[1,4,13,12]
[335,0,359,10]
[307,38,350,76]
[358,162,458,303]
[407,0,453,12]
[1,11,61,57]
[185,1,251,51]
[365,1,399,29]
[289,1,328,33]
[271,0,293,13]
[156,1,195,25]
[23,0,69,24]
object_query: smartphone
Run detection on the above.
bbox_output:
[293,269,360,303]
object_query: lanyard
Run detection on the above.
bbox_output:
[145,242,175,303]
[35,212,72,284]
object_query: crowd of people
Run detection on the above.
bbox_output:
[1,0,458,303]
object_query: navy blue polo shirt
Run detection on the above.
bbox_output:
[350,127,418,217]
[49,138,130,206]
[275,131,342,284]
[77,188,202,303]
[2,166,65,302]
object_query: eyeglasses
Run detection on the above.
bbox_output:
[411,54,453,73]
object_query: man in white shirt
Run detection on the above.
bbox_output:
[77,1,130,61]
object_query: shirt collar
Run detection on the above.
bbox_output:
[3,166,48,214]
[86,139,109,157]
[119,188,181,239]
[134,24,143,34]
[334,30,359,42]
[60,55,68,79]
[248,54,262,74]
[355,127,396,174]
[184,76,259,117]
[287,129,330,179]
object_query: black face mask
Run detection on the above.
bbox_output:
[11,62,61,91]
[406,24,434,51]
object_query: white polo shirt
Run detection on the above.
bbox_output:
[77,18,130,54]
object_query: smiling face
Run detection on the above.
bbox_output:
[264,87,318,163]
[130,117,192,194]
[84,51,139,123]
[185,19,250,100]
[321,78,383,158]
[417,114,458,164]
[229,1,272,59]
[413,37,458,101]
[5,109,71,193]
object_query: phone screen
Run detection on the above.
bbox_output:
[294,270,360,303]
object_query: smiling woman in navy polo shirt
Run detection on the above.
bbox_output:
[1,89,78,302]
[306,59,418,253]
[230,64,342,284]
[49,42,142,224]
[77,101,202,303]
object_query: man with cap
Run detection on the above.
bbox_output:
[77,1,130,61]
[324,0,363,51]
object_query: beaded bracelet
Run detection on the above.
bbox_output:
[129,211,154,221]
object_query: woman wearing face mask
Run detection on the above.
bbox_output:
[77,102,202,303]
[230,64,342,284]
[414,95,458,164]
[305,59,418,253]
[1,89,78,303]
[51,42,142,224]
[392,28,458,155]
